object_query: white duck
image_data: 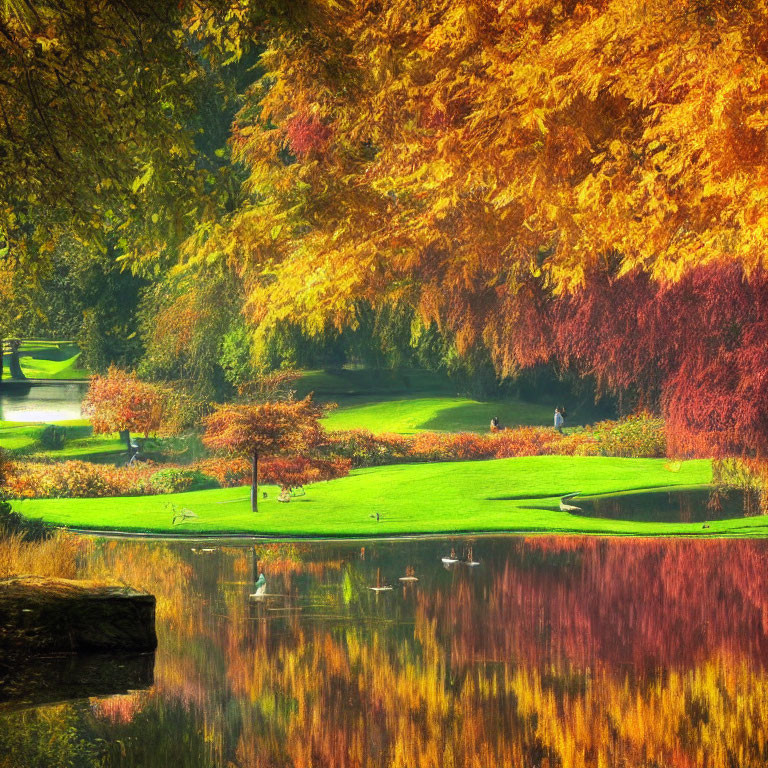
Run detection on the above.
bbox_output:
[249,572,267,600]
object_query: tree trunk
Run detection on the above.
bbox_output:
[8,340,25,380]
[119,429,132,452]
[251,449,258,513]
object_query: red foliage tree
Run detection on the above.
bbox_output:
[203,396,325,511]
[82,367,167,449]
[554,264,768,460]
[260,456,351,498]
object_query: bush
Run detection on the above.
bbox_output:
[592,414,666,458]
[5,460,127,499]
[323,430,411,467]
[39,424,67,451]
[322,417,667,465]
[149,468,218,494]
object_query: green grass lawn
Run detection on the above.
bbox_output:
[0,421,124,460]
[2,352,88,380]
[295,368,455,399]
[322,396,556,433]
[298,367,575,433]
[15,455,766,538]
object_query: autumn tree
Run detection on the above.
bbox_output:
[203,396,325,511]
[181,0,768,458]
[260,456,350,499]
[82,367,167,450]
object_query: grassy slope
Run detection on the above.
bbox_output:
[16,455,762,538]
[295,368,455,399]
[2,352,89,380]
[296,368,560,433]
[0,421,124,459]
[322,397,555,433]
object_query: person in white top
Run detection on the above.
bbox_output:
[554,407,564,434]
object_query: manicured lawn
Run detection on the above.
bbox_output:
[322,396,555,434]
[2,352,88,380]
[297,368,577,433]
[0,421,124,460]
[15,455,764,538]
[295,368,455,399]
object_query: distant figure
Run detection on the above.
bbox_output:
[554,407,564,434]
[128,438,141,465]
[490,416,501,433]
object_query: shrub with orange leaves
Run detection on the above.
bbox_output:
[322,430,411,467]
[322,416,663,464]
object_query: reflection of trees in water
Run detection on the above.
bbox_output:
[424,538,768,671]
[3,538,768,767]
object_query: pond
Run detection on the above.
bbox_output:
[2,534,768,767]
[577,487,758,522]
[0,382,86,422]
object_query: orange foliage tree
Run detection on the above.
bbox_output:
[185,0,768,458]
[203,396,326,511]
[82,366,168,450]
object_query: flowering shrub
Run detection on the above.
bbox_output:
[148,468,217,494]
[323,430,411,467]
[591,414,667,458]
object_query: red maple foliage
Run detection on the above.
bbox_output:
[553,264,768,460]
[260,456,351,493]
[203,396,325,511]
[284,113,331,158]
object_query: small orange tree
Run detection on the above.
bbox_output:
[203,396,325,512]
[83,366,167,450]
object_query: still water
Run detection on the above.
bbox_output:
[0,383,86,422]
[2,535,768,767]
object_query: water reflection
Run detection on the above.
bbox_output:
[2,535,768,766]
[0,653,154,712]
[578,487,756,522]
[0,383,86,422]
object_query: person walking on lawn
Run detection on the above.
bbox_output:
[554,407,564,434]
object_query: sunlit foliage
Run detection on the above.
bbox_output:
[190,0,768,456]
[203,396,326,509]
[83,366,167,439]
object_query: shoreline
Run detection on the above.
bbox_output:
[60,521,768,542]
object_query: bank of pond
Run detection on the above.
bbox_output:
[11,455,768,538]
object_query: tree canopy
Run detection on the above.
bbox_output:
[3,0,768,457]
[203,396,325,509]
